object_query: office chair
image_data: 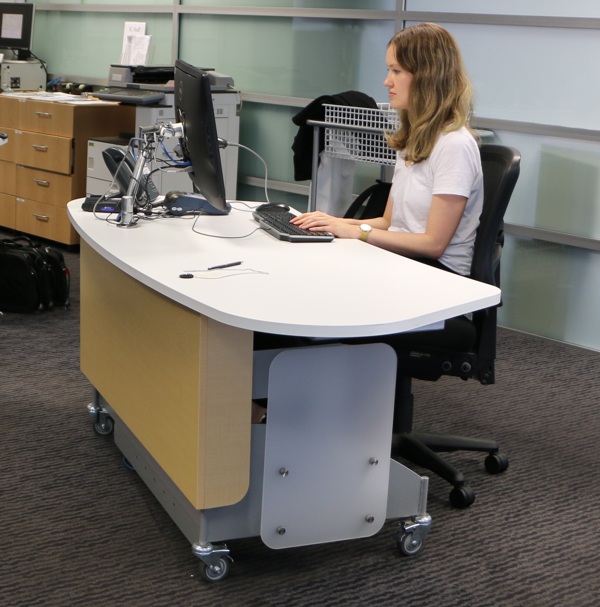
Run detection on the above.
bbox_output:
[349,144,521,508]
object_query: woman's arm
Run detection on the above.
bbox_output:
[292,193,467,260]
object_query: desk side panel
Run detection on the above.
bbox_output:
[80,242,252,510]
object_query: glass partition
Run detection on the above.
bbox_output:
[489,131,600,240]
[500,236,600,351]
[487,127,600,350]
[35,0,172,4]
[405,21,600,131]
[179,15,394,100]
[182,0,395,8]
[238,103,299,186]
[32,11,173,79]
[405,0,600,17]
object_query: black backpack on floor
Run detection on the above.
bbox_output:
[0,236,70,313]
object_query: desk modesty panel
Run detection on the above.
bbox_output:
[79,242,253,510]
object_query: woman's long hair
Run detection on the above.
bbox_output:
[387,23,474,164]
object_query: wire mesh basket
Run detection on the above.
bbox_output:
[322,103,399,166]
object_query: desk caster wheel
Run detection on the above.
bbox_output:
[449,485,475,509]
[200,556,230,582]
[397,533,423,556]
[93,415,114,436]
[485,452,509,474]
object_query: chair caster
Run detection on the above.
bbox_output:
[449,485,475,509]
[485,452,509,474]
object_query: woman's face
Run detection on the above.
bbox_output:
[384,45,413,111]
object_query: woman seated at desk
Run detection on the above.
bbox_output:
[293,22,483,277]
[254,23,483,420]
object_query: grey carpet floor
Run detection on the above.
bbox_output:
[1,240,599,607]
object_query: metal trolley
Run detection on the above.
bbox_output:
[307,103,399,211]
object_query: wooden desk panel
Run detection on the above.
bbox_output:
[80,242,253,509]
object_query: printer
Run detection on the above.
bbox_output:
[108,64,235,92]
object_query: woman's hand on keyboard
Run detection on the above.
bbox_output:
[291,212,358,239]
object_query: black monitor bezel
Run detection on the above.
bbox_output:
[173,59,230,215]
[0,2,34,51]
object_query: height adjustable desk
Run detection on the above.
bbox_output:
[68,201,500,580]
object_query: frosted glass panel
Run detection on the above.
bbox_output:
[32,12,173,79]
[406,0,600,17]
[180,16,394,100]
[422,23,600,130]
[484,130,600,240]
[499,236,600,351]
[183,0,395,6]
[239,104,299,185]
[36,0,171,4]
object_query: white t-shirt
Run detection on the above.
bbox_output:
[388,127,483,275]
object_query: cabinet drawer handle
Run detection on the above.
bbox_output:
[33,213,50,222]
[34,179,50,187]
[35,112,52,118]
[32,145,49,152]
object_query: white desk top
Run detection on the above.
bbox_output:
[68,201,501,338]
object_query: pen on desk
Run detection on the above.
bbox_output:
[208,261,243,271]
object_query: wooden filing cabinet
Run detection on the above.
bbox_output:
[0,94,134,244]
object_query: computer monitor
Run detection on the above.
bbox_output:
[173,59,230,215]
[0,2,34,58]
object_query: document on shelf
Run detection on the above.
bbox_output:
[121,22,151,65]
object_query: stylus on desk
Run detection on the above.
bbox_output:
[208,261,242,271]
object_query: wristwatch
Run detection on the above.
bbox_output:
[359,223,372,242]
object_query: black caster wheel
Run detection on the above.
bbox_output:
[397,533,423,556]
[200,557,230,582]
[485,452,509,474]
[449,485,475,509]
[93,416,114,436]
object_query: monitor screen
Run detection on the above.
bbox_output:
[0,2,34,52]
[173,59,230,215]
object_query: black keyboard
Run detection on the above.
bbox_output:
[253,208,333,242]
[93,87,165,105]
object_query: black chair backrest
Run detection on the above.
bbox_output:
[471,144,521,286]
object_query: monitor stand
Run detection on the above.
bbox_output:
[164,192,231,216]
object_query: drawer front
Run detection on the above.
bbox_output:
[15,197,78,244]
[0,192,16,229]
[17,99,75,136]
[0,96,18,129]
[14,130,73,174]
[0,159,16,195]
[15,165,75,206]
[0,127,15,162]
